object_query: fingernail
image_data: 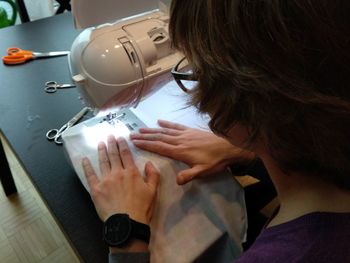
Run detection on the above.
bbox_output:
[133,141,142,147]
[107,135,115,142]
[117,137,126,144]
[82,157,89,165]
[98,142,105,149]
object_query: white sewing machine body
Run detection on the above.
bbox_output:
[69,5,182,109]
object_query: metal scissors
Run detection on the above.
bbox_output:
[2,47,70,65]
[46,107,91,145]
[44,81,76,93]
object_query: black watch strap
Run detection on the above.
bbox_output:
[130,218,151,244]
[103,214,151,248]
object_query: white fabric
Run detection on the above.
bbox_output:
[63,81,247,262]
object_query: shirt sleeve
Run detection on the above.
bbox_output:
[109,252,150,263]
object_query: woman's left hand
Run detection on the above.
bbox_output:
[82,135,160,225]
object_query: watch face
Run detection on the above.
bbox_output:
[104,214,132,246]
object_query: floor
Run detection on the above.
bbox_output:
[0,134,80,263]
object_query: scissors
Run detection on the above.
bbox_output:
[46,107,91,145]
[2,47,70,65]
[44,81,76,93]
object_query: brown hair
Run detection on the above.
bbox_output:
[169,0,350,189]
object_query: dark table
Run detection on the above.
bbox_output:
[0,13,108,262]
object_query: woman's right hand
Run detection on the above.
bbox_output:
[130,120,256,185]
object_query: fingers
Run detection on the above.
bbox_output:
[137,127,181,137]
[176,166,204,185]
[97,136,136,172]
[158,120,188,131]
[131,140,177,157]
[98,142,111,175]
[144,161,160,188]
[130,132,178,145]
[130,121,189,146]
[117,137,136,169]
[133,120,187,136]
[82,157,99,188]
[107,135,122,171]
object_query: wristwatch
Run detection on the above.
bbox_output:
[103,214,151,247]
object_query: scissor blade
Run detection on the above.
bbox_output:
[67,107,91,127]
[33,51,70,58]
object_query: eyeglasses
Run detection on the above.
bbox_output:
[171,57,198,92]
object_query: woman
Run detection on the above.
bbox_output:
[82,0,350,262]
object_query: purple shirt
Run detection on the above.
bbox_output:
[235,212,350,263]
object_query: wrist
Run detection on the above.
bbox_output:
[127,213,150,226]
[102,212,149,225]
[225,148,257,167]
[109,239,149,253]
[103,214,151,248]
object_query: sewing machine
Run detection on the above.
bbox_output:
[68,0,181,109]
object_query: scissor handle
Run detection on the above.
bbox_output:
[44,81,58,93]
[2,54,34,65]
[46,130,63,145]
[7,47,33,55]
[46,129,59,140]
[54,136,64,145]
[46,126,66,145]
[46,108,90,146]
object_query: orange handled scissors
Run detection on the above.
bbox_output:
[2,47,70,65]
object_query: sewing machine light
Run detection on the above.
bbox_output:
[81,119,130,149]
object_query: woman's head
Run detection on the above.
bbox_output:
[169,0,350,189]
